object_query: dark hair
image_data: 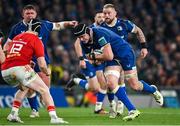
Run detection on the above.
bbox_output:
[27,19,41,34]
[22,4,38,14]
[23,4,37,12]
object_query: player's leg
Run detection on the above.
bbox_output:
[66,61,107,113]
[94,70,108,114]
[26,73,68,124]
[7,65,67,124]
[116,68,125,116]
[124,69,163,106]
[2,67,27,123]
[26,63,46,118]
[7,88,29,123]
[105,65,139,119]
[122,50,163,106]
[26,89,39,118]
[67,60,99,91]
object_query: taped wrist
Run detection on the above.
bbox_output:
[140,42,148,49]
[79,56,84,60]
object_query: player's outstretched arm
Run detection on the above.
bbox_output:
[53,21,78,30]
[133,26,148,58]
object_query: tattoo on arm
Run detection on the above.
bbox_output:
[136,26,146,43]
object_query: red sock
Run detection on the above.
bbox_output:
[13,100,21,108]
[47,106,55,112]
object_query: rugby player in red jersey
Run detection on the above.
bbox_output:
[1,19,68,124]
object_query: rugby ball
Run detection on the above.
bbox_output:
[93,49,103,55]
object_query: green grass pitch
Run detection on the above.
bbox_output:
[0,107,180,125]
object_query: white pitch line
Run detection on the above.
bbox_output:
[142,112,180,115]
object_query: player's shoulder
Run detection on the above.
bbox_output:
[11,21,24,30]
[92,26,104,34]
[40,19,53,25]
[118,18,134,25]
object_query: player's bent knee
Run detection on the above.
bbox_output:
[38,87,49,95]
[128,80,142,91]
[26,90,36,98]
[100,84,107,90]
[106,81,117,90]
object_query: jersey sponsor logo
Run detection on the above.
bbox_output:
[25,74,33,81]
[98,37,107,46]
[89,72,94,77]
[117,26,122,31]
[121,35,124,39]
[126,64,131,68]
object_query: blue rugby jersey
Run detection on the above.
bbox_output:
[8,20,53,71]
[100,18,135,41]
[91,27,132,59]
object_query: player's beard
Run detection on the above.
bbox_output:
[105,18,113,24]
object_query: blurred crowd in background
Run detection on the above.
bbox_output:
[0,0,179,88]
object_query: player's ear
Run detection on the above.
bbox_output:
[114,10,117,16]
[86,27,90,36]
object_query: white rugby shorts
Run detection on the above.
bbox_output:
[1,65,37,86]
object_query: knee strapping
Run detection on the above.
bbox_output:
[104,70,120,79]
[125,72,137,80]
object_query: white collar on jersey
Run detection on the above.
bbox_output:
[105,18,117,27]
[22,20,27,25]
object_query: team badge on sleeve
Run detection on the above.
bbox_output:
[98,37,107,46]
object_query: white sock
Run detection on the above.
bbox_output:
[95,102,103,111]
[11,107,19,115]
[49,111,58,119]
[110,100,116,111]
[73,78,82,85]
[85,83,89,90]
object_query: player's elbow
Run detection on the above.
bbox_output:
[0,51,5,64]
[0,58,5,64]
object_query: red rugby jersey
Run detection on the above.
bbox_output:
[1,32,44,70]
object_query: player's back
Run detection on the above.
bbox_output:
[2,33,42,70]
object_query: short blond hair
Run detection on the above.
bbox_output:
[103,4,115,9]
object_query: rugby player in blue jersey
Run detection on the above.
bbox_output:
[75,12,109,114]
[71,12,125,118]
[4,4,78,118]
[72,24,163,121]
[100,3,149,115]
